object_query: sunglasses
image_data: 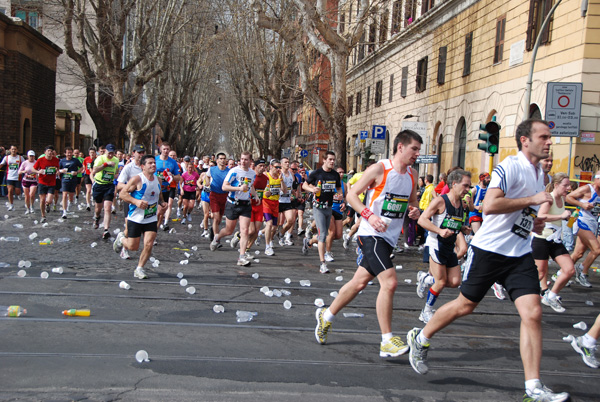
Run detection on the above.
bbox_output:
[291,168,298,171]
[273,166,282,169]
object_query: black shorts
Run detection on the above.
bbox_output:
[55,178,62,191]
[6,179,20,188]
[461,245,540,303]
[429,241,459,267]
[295,199,306,211]
[225,201,252,220]
[279,202,295,213]
[531,237,569,260]
[123,201,131,219]
[61,180,77,193]
[83,175,93,186]
[357,235,395,277]
[162,188,177,202]
[126,220,158,238]
[37,184,56,195]
[182,190,196,200]
[75,176,82,185]
[332,210,344,221]
[92,183,115,203]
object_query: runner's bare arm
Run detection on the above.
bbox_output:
[483,188,552,215]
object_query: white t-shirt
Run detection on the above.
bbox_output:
[117,161,143,184]
[470,151,545,257]
[2,155,24,181]
[224,166,256,201]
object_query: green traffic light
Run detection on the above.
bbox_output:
[489,144,498,154]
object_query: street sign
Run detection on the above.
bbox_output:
[401,121,427,141]
[545,82,582,137]
[370,139,385,154]
[416,155,439,164]
[300,150,308,158]
[372,125,386,139]
[360,130,368,143]
[312,148,319,155]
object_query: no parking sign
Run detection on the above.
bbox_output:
[545,82,582,137]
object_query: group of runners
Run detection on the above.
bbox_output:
[4,118,600,401]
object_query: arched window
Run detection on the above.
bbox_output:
[529,104,542,119]
[455,117,467,168]
[437,132,443,177]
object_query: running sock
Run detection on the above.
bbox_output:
[548,290,558,300]
[323,308,336,322]
[382,333,393,343]
[426,288,440,308]
[417,331,430,346]
[582,333,597,348]
[525,379,541,393]
[425,275,435,285]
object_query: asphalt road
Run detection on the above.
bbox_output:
[0,198,599,401]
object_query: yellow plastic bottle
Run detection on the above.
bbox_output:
[62,309,91,317]
[316,180,322,197]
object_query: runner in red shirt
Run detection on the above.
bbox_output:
[83,147,97,211]
[32,145,60,223]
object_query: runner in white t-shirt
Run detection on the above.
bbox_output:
[0,145,24,211]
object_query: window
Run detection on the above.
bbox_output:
[455,118,467,168]
[347,95,354,117]
[463,32,473,76]
[339,12,346,34]
[356,91,362,115]
[375,80,383,107]
[392,1,402,34]
[358,30,365,61]
[421,0,435,15]
[379,11,389,45]
[389,74,394,102]
[416,57,428,93]
[494,16,506,64]
[401,66,408,98]
[404,0,417,27]
[12,8,41,31]
[526,0,553,51]
[368,22,376,53]
[366,86,371,111]
[349,4,353,25]
[437,46,447,85]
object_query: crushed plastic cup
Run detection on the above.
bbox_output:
[18,260,32,268]
[12,224,23,229]
[260,286,270,294]
[135,350,150,363]
[252,273,259,279]
[573,321,588,330]
[42,223,49,228]
[284,278,291,284]
[33,220,38,225]
[40,271,49,279]
[179,279,188,286]
[330,291,339,298]
[119,281,131,290]
[254,259,260,263]
[265,290,274,297]
[179,259,189,265]
[255,250,260,255]
[28,233,38,240]
[404,279,412,284]
[17,270,26,277]
[236,310,257,322]
[299,280,311,287]
[169,228,176,234]
[18,260,27,268]
[52,267,64,274]
[283,300,292,309]
[178,240,184,245]
[314,298,325,307]
[225,240,230,243]
[152,261,160,268]
[335,276,343,281]
[57,238,71,243]
[113,228,120,234]
[90,242,97,248]
[191,246,198,251]
[188,224,193,229]
[184,252,191,258]
[343,312,364,318]
[186,286,196,295]
[74,226,82,232]
[0,262,9,268]
[395,265,403,270]
[273,289,282,297]
[177,272,184,279]
[586,300,594,306]
[57,219,64,223]
[280,289,291,296]
[335,269,344,273]
[150,257,156,263]
[213,305,225,313]
[4,214,8,219]
[562,334,575,342]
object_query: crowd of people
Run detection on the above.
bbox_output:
[2,118,599,401]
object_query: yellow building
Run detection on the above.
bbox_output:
[345,0,600,181]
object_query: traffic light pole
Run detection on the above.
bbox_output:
[489,155,494,176]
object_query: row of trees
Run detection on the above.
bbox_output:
[45,0,379,163]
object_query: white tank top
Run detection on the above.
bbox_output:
[357,160,414,247]
[127,173,161,224]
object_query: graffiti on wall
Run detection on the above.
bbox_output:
[574,154,600,173]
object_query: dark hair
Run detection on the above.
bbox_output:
[426,174,434,184]
[448,169,471,187]
[141,155,155,165]
[515,119,548,150]
[45,145,55,151]
[64,146,73,152]
[325,151,336,158]
[393,130,423,155]
[216,152,226,159]
[281,156,289,162]
[88,147,97,152]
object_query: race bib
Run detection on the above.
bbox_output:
[591,200,600,217]
[144,202,157,219]
[63,173,73,180]
[381,193,409,219]
[45,167,57,175]
[25,174,36,181]
[511,207,537,239]
[101,170,114,182]
[270,185,280,195]
[8,163,18,171]
[256,189,264,199]
[442,215,463,231]
[322,181,336,192]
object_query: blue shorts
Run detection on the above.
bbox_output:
[201,190,210,203]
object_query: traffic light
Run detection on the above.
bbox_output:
[477,121,500,155]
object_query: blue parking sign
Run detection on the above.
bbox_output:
[372,125,386,139]
[360,131,368,140]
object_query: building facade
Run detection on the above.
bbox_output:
[345,0,600,181]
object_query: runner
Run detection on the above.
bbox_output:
[0,145,24,211]
[468,173,490,234]
[154,143,181,231]
[302,151,342,274]
[565,171,600,288]
[210,152,256,266]
[406,119,569,402]
[276,157,298,246]
[180,156,200,225]
[83,147,97,211]
[532,172,575,313]
[262,159,286,256]
[113,155,167,279]
[32,145,60,223]
[199,161,214,237]
[416,169,471,323]
[206,153,229,242]
[569,313,600,369]
[73,149,85,202]
[314,130,421,357]
[91,144,119,239]
[18,150,38,214]
[58,147,83,219]
[323,166,347,263]
[246,159,268,257]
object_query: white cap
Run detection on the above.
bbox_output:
[27,150,35,156]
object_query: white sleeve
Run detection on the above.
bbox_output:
[117,164,130,183]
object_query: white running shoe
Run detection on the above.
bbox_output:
[342,234,349,250]
[237,256,251,266]
[492,283,506,300]
[419,308,434,324]
[324,252,334,262]
[319,262,330,274]
[201,229,210,237]
[265,246,274,256]
[541,293,565,313]
[416,271,430,299]
[120,248,131,260]
[134,267,148,279]
[187,213,192,222]
[7,204,14,211]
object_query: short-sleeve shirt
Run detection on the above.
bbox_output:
[33,157,60,186]
[154,156,181,192]
[83,156,95,175]
[59,158,83,182]
[207,166,230,194]
[2,155,24,181]
[117,161,143,184]
[253,173,269,206]
[181,171,200,192]
[224,167,256,201]
[93,155,120,185]
[470,151,545,257]
[306,168,341,207]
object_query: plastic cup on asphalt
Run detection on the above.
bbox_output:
[119,281,131,290]
[314,298,325,307]
[17,270,26,277]
[135,350,149,363]
[213,305,225,313]
[52,267,64,274]
[283,300,292,309]
[179,279,188,287]
[252,273,259,279]
[186,286,196,295]
[177,272,184,279]
[40,271,49,279]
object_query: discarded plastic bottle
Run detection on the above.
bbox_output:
[1,237,20,242]
[343,312,364,318]
[1,305,27,317]
[62,309,90,317]
[57,238,70,243]
[12,223,23,229]
[28,233,38,240]
[39,239,54,245]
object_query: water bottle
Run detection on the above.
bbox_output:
[1,305,27,317]
[1,237,20,242]
[62,309,90,317]
[567,209,579,228]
